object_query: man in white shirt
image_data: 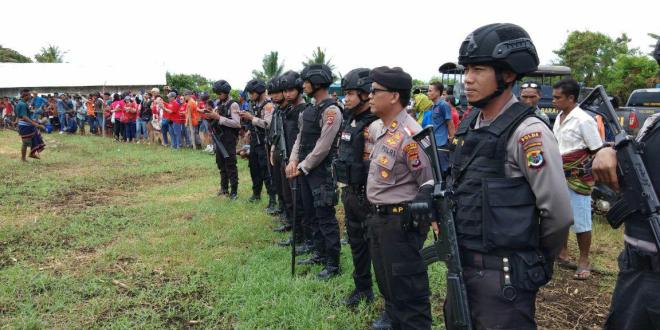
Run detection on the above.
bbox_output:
[552,78,603,280]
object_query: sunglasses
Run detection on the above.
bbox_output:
[521,82,541,89]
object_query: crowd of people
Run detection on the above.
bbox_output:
[6,22,660,330]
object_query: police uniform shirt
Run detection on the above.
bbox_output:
[289,98,343,173]
[215,98,241,129]
[472,95,573,257]
[251,99,274,129]
[367,110,433,205]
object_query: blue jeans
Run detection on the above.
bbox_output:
[58,112,66,131]
[136,119,148,140]
[87,115,98,133]
[161,119,170,145]
[171,123,183,149]
[125,120,136,141]
[181,124,192,147]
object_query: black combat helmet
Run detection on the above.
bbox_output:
[267,76,284,93]
[300,64,333,87]
[279,70,303,91]
[458,23,539,76]
[212,80,232,94]
[341,68,372,94]
[245,79,267,94]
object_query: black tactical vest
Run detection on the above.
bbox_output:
[212,99,238,138]
[622,119,660,242]
[298,99,338,163]
[451,102,541,253]
[283,102,305,156]
[249,100,271,146]
[335,109,377,186]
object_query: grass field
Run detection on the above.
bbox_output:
[0,130,621,329]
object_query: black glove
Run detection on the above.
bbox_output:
[406,184,434,231]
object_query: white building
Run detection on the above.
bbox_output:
[0,63,166,97]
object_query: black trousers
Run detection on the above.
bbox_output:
[299,164,340,267]
[279,161,305,241]
[266,144,278,200]
[216,135,238,193]
[368,213,431,330]
[605,243,660,330]
[342,187,373,292]
[248,144,271,197]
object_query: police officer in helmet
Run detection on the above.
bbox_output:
[286,64,343,280]
[240,79,276,207]
[445,23,572,329]
[208,80,242,200]
[335,68,381,307]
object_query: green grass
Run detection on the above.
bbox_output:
[0,130,448,329]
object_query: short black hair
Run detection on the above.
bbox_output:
[396,89,411,108]
[553,78,580,101]
[429,81,444,94]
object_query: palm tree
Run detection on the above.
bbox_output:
[34,44,66,63]
[302,47,337,82]
[252,51,284,81]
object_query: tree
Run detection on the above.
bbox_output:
[252,51,284,81]
[166,72,211,92]
[553,31,633,86]
[302,47,338,82]
[604,54,658,102]
[34,44,66,63]
[0,45,32,63]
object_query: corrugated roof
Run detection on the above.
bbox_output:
[0,63,166,88]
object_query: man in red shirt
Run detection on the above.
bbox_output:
[164,92,183,149]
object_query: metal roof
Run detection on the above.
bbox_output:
[0,63,166,88]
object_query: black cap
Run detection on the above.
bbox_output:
[369,66,412,91]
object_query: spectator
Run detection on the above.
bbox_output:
[552,78,604,280]
[63,112,78,134]
[30,92,46,119]
[164,92,182,148]
[421,81,455,175]
[519,81,550,125]
[137,93,152,144]
[110,94,124,141]
[123,96,137,143]
[412,88,433,124]
[75,96,87,135]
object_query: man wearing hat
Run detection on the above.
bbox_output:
[286,64,343,280]
[366,66,433,329]
[443,23,572,329]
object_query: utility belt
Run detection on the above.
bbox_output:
[461,249,552,295]
[371,203,409,216]
[624,243,660,272]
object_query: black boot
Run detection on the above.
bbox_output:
[344,288,374,307]
[265,196,278,214]
[317,264,341,280]
[372,311,393,330]
[248,195,261,203]
[217,188,229,196]
[273,224,292,232]
[297,254,324,265]
[295,241,313,255]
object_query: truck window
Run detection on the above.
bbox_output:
[627,91,660,107]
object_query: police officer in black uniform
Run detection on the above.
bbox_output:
[209,80,242,200]
[445,24,573,329]
[335,68,380,306]
[278,70,312,251]
[242,79,276,207]
[596,42,660,330]
[266,76,289,228]
[286,64,343,280]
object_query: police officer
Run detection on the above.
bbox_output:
[266,76,290,228]
[208,80,241,200]
[286,64,343,279]
[444,23,573,329]
[334,68,380,307]
[595,44,660,330]
[366,66,433,329]
[279,70,312,252]
[240,79,276,207]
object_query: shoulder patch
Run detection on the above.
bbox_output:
[518,131,541,145]
[526,149,544,169]
[326,111,336,126]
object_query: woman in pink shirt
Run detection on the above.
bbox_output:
[110,94,125,141]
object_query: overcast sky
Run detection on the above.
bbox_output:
[2,0,658,88]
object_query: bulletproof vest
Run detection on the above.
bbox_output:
[335,109,377,186]
[451,102,541,253]
[268,105,282,145]
[212,99,238,138]
[249,100,271,146]
[284,103,305,156]
[298,99,338,163]
[623,120,660,242]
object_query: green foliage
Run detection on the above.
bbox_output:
[553,31,633,86]
[166,72,211,93]
[252,51,284,81]
[604,54,659,102]
[302,47,338,82]
[34,44,66,63]
[0,45,32,63]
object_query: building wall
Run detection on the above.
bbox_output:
[0,85,159,98]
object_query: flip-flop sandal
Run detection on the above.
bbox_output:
[574,267,591,280]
